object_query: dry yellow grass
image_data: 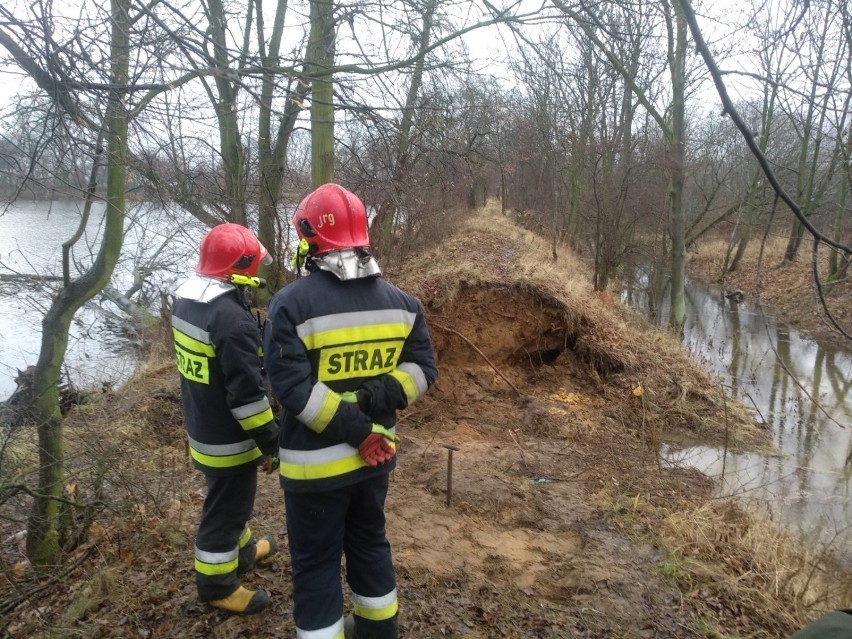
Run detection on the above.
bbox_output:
[660,500,852,629]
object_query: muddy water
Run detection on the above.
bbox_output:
[623,272,852,561]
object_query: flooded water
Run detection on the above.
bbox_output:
[622,265,852,560]
[0,199,206,400]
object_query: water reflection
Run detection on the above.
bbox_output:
[0,199,207,399]
[622,261,852,559]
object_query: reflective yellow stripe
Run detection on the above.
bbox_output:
[194,546,239,576]
[195,557,238,576]
[173,328,216,357]
[389,369,419,404]
[311,395,339,434]
[190,446,262,468]
[352,589,399,621]
[238,526,251,549]
[353,599,398,621]
[238,407,274,430]
[297,383,341,434]
[280,452,367,480]
[302,323,412,350]
[297,309,415,342]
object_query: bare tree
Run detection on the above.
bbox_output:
[0,0,132,567]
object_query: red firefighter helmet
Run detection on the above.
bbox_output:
[196,223,271,280]
[292,183,370,256]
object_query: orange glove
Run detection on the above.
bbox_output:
[358,425,397,467]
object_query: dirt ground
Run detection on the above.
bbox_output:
[1,208,848,638]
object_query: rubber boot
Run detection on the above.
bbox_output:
[344,613,398,638]
[238,536,278,576]
[209,586,271,615]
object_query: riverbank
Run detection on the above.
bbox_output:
[1,205,849,638]
[688,233,851,346]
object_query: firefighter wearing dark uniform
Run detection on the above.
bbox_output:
[264,183,438,639]
[172,223,280,615]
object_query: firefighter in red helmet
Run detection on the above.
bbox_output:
[264,184,438,638]
[172,223,280,614]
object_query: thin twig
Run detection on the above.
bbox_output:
[721,381,729,481]
[507,429,527,469]
[431,321,522,397]
[422,418,442,458]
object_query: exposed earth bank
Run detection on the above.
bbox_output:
[1,207,849,638]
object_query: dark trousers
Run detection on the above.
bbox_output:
[195,471,258,601]
[285,473,398,638]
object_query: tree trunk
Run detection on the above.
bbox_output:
[782,7,835,263]
[827,86,851,279]
[667,0,688,333]
[829,135,850,279]
[308,0,335,187]
[369,0,436,255]
[728,67,778,273]
[255,0,305,294]
[26,0,129,568]
[207,0,247,223]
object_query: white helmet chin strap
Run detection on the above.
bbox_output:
[311,248,382,281]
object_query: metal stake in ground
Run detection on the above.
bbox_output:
[443,444,459,507]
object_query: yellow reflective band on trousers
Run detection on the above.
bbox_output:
[351,588,399,621]
[195,546,239,576]
[296,616,345,639]
[190,446,262,468]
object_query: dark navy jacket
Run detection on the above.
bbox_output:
[172,288,278,476]
[264,270,438,492]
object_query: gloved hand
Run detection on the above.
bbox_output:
[340,391,359,407]
[370,423,397,442]
[357,424,397,467]
[261,454,279,474]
